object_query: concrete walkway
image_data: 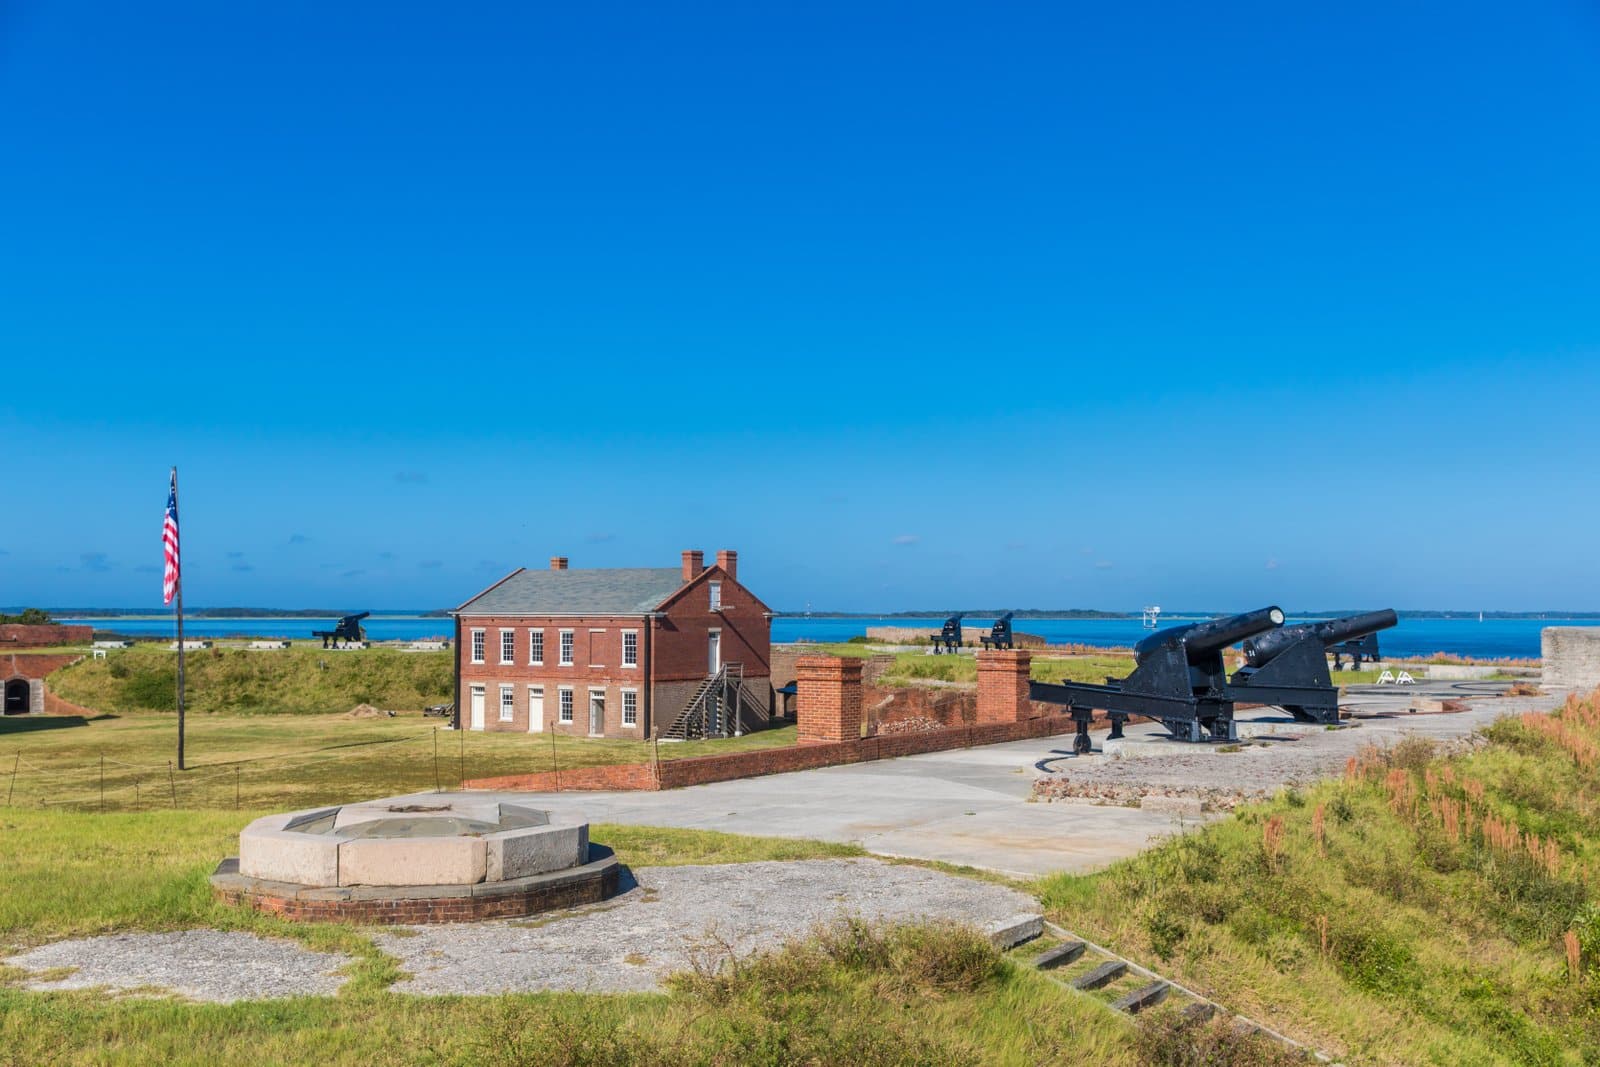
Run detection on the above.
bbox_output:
[475,732,1196,878]
[477,683,1565,879]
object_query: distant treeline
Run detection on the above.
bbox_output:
[28,605,1600,621]
[41,608,375,618]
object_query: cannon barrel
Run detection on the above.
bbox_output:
[1242,609,1397,667]
[1134,606,1285,665]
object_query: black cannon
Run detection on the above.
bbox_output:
[930,614,964,654]
[1230,609,1398,724]
[1030,606,1286,752]
[313,612,370,649]
[982,612,1015,650]
[1331,631,1383,670]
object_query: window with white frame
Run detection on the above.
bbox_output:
[558,687,574,723]
[470,629,485,663]
[708,581,722,611]
[622,630,638,668]
[559,629,574,666]
[499,629,515,664]
[499,684,514,722]
[528,628,544,665]
[622,688,638,727]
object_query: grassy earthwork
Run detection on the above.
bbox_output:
[1039,693,1600,1066]
[6,648,1600,1064]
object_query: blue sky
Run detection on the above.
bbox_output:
[2,2,1598,612]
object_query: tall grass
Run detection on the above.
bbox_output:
[1037,690,1600,1065]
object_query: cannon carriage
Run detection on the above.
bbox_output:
[981,612,1015,650]
[1231,609,1398,723]
[313,612,370,649]
[1029,607,1399,750]
[930,614,965,654]
[1029,607,1286,752]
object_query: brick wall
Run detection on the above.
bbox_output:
[796,656,862,743]
[1543,627,1600,688]
[463,711,1080,793]
[467,761,660,792]
[864,684,977,730]
[975,649,1033,723]
[0,625,92,648]
[4,653,84,680]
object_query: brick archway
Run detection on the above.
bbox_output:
[3,677,30,715]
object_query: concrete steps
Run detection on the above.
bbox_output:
[1009,921,1343,1064]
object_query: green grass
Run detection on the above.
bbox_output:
[51,645,456,716]
[1033,700,1600,1066]
[0,919,1136,1066]
[0,712,799,813]
[879,651,1134,687]
[0,806,1135,1066]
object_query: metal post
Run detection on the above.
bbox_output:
[458,727,465,786]
[8,752,19,806]
[171,466,187,771]
[235,765,241,810]
[100,754,105,813]
[433,728,440,791]
[551,726,560,792]
[167,760,177,808]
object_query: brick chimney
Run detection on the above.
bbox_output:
[550,556,569,571]
[715,549,737,580]
[681,550,704,582]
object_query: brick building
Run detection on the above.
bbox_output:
[451,550,772,739]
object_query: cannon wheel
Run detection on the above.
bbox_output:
[1073,730,1092,755]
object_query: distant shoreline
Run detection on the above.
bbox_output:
[24,607,1600,621]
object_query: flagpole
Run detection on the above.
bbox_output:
[172,466,186,772]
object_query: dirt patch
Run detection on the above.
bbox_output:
[345,703,394,719]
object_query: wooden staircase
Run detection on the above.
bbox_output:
[660,663,769,740]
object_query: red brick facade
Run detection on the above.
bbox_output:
[454,552,771,739]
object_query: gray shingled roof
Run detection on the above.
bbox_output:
[454,568,689,615]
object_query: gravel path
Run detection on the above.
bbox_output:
[3,859,1033,1001]
[5,930,351,1003]
[378,857,1038,995]
[1035,687,1562,806]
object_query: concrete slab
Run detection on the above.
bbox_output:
[338,835,487,887]
[238,814,341,886]
[485,820,587,880]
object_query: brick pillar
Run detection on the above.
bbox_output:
[795,656,863,744]
[976,649,1032,723]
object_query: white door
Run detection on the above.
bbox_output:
[469,685,485,731]
[589,690,605,736]
[528,687,544,733]
[708,630,721,673]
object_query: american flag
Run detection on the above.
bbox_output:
[162,473,181,605]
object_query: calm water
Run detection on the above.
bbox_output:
[60,614,1596,658]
